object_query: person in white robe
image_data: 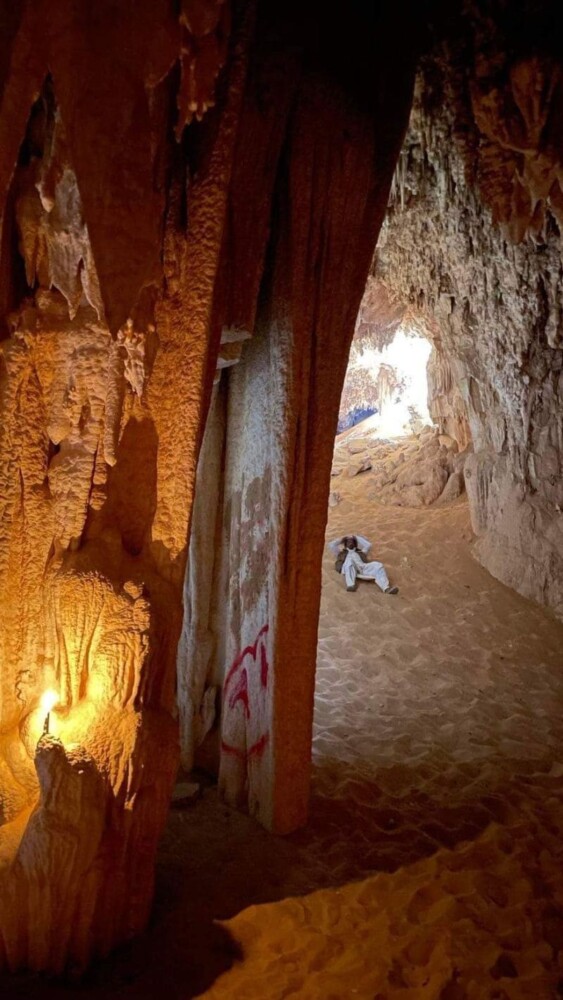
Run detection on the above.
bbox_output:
[327,534,399,594]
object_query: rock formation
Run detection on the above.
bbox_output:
[333,424,468,509]
[369,2,563,617]
[338,278,405,432]
[0,0,418,974]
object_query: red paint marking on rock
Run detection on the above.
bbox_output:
[224,623,269,697]
[221,732,269,761]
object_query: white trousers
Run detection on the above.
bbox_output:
[342,550,389,591]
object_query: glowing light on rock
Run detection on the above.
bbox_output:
[40,689,60,735]
[40,689,59,715]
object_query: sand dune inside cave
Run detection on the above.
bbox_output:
[202,436,563,998]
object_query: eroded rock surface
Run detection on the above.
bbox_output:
[372,5,563,616]
[334,422,469,509]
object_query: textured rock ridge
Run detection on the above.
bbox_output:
[0,0,246,972]
[373,2,563,616]
[179,6,419,829]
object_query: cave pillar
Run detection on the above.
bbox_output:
[217,59,415,832]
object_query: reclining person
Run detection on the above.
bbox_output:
[328,534,399,594]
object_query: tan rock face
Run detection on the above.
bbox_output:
[347,456,373,478]
[373,10,563,617]
[354,277,406,351]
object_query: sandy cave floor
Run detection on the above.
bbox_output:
[3,458,563,998]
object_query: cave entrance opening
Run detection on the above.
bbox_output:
[337,325,433,439]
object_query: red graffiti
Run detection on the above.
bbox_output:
[224,623,269,696]
[222,624,270,761]
[260,641,268,688]
[227,669,250,718]
[221,733,269,760]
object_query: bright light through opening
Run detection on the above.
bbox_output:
[352,329,432,438]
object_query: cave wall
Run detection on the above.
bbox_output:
[178,382,226,777]
[0,0,419,973]
[374,1,563,617]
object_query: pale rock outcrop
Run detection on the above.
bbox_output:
[365,428,468,509]
[338,342,409,433]
[338,278,436,437]
[436,469,465,505]
[427,343,472,451]
[338,280,406,431]
[354,276,405,350]
[335,422,468,510]
[347,456,373,478]
[348,439,371,455]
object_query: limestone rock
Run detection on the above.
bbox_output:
[436,470,464,506]
[395,460,448,507]
[439,434,458,452]
[5,0,562,982]
[453,447,473,475]
[15,100,103,321]
[354,276,405,350]
[347,457,373,477]
[365,428,463,509]
[176,0,231,135]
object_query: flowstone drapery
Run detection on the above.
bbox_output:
[0,0,250,971]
